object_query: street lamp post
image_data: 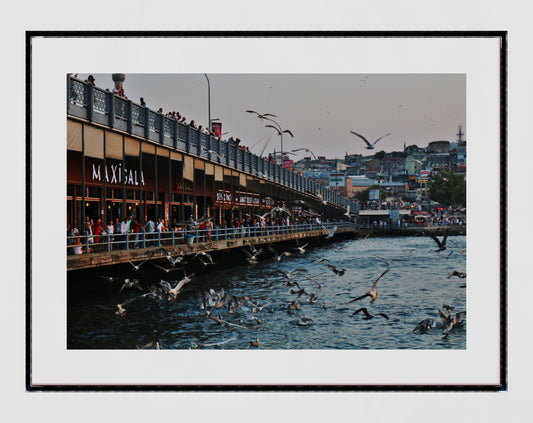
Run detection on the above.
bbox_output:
[264,118,293,164]
[204,74,211,132]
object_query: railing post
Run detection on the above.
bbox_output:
[159,114,165,144]
[125,233,129,250]
[171,228,175,246]
[186,126,191,153]
[144,107,150,139]
[173,119,178,149]
[215,227,219,241]
[108,92,115,128]
[127,99,133,134]
[142,228,146,248]
[106,233,110,252]
[86,84,94,122]
[157,231,161,247]
[84,231,90,253]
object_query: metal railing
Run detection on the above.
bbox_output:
[66,76,359,214]
[66,221,353,255]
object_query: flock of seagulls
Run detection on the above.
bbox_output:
[91,225,466,348]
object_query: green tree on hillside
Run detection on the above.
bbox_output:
[373,150,386,160]
[428,171,466,206]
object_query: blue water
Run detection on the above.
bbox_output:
[67,235,466,350]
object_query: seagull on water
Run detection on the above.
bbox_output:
[347,267,391,304]
[447,270,466,279]
[438,308,466,334]
[412,318,437,334]
[298,315,313,326]
[352,307,389,320]
[350,130,390,150]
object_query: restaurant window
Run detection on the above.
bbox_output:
[87,186,101,198]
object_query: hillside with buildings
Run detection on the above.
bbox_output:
[290,126,466,204]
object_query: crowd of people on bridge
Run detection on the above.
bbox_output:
[66,207,333,255]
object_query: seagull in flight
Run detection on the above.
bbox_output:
[322,225,337,239]
[201,147,223,161]
[267,246,292,262]
[241,246,263,264]
[374,255,396,267]
[429,232,449,252]
[254,210,273,222]
[119,278,143,292]
[293,241,309,254]
[193,251,214,264]
[343,205,353,218]
[166,253,184,267]
[128,260,148,271]
[265,124,294,138]
[352,307,389,320]
[115,293,150,318]
[277,268,308,281]
[291,148,318,161]
[347,267,391,303]
[450,240,466,254]
[160,272,195,300]
[350,131,390,150]
[180,216,213,228]
[153,263,182,273]
[326,263,345,276]
[315,189,327,205]
[246,110,277,119]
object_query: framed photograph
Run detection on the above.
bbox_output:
[28,32,505,391]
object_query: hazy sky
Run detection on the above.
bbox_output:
[80,73,465,161]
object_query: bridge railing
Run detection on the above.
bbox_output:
[66,221,354,255]
[67,76,358,214]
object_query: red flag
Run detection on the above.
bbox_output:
[212,122,222,138]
